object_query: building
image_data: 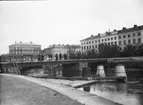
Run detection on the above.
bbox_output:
[66,44,81,54]
[80,24,143,53]
[118,25,143,51]
[43,44,81,61]
[43,44,67,61]
[80,30,119,53]
[9,41,41,62]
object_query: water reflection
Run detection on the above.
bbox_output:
[83,86,90,92]
[116,82,127,92]
[79,82,143,105]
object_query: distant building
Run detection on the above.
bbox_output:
[43,44,81,61]
[118,25,143,51]
[8,41,41,62]
[80,30,118,53]
[80,24,143,53]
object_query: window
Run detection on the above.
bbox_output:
[105,39,107,41]
[111,42,113,45]
[92,45,94,49]
[92,41,94,43]
[138,38,141,43]
[114,37,116,40]
[95,45,97,48]
[119,41,122,45]
[108,38,110,41]
[123,35,126,38]
[119,36,121,39]
[87,46,88,49]
[108,42,110,46]
[124,40,126,45]
[82,47,83,50]
[128,39,131,44]
[138,32,141,36]
[102,39,104,42]
[98,40,100,43]
[128,34,130,38]
[84,46,86,49]
[95,40,97,43]
[111,37,113,40]
[133,39,136,44]
[114,42,117,45]
[89,46,91,49]
[133,33,135,37]
[87,42,88,44]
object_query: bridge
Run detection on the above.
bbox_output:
[0,57,143,77]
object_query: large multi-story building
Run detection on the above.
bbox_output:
[80,30,118,53]
[80,25,143,53]
[43,44,81,61]
[9,41,41,61]
[118,25,143,50]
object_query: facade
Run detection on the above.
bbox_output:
[80,25,143,53]
[80,30,118,53]
[118,25,143,50]
[43,44,81,61]
[9,41,41,62]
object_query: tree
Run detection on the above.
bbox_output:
[120,45,137,57]
[99,44,120,58]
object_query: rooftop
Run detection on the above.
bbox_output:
[118,25,143,33]
[80,24,143,41]
[9,41,41,47]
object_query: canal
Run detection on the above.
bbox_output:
[78,70,143,105]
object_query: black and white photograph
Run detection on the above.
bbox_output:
[0,0,143,105]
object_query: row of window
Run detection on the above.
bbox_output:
[82,42,117,50]
[10,49,40,51]
[10,51,40,54]
[119,32,141,39]
[119,38,141,45]
[10,47,40,50]
[81,36,117,45]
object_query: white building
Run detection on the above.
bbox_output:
[80,30,119,53]
[118,25,143,51]
[43,44,81,60]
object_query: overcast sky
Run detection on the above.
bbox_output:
[0,0,143,54]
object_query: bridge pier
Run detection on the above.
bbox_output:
[62,62,89,77]
[42,64,63,77]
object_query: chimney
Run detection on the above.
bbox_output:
[30,41,32,44]
[20,41,22,43]
[134,25,137,28]
[122,27,126,30]
[15,41,17,44]
[114,29,116,32]
[91,34,93,37]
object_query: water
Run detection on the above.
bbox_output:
[78,80,143,105]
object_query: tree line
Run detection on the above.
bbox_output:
[69,44,143,59]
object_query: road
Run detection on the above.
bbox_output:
[0,75,83,105]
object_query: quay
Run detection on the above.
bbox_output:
[0,74,122,105]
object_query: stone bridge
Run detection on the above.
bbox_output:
[0,58,143,77]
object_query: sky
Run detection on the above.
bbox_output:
[0,0,143,54]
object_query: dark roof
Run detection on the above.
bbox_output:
[9,42,41,47]
[80,25,143,41]
[118,25,143,33]
[80,35,100,41]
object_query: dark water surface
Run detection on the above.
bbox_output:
[78,79,143,105]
